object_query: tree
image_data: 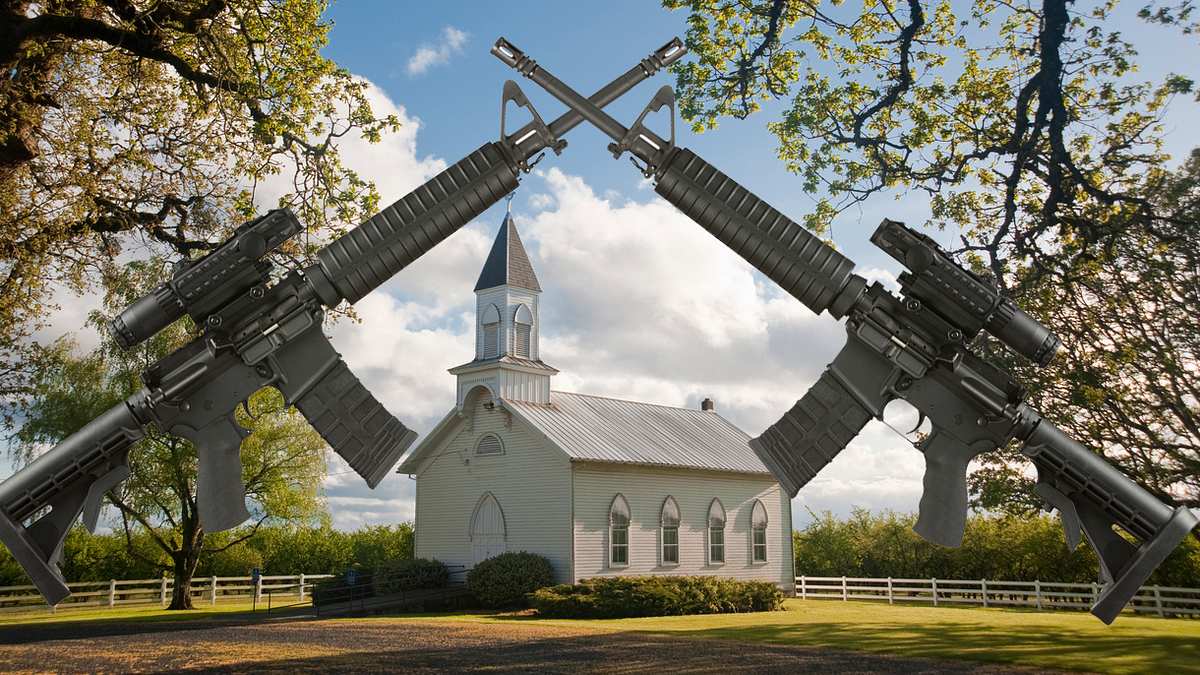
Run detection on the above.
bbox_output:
[14,261,328,609]
[665,0,1199,508]
[972,150,1200,511]
[0,1,399,418]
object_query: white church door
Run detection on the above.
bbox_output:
[470,493,507,565]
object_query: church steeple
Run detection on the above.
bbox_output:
[450,206,556,406]
[474,203,541,293]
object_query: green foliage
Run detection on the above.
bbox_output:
[529,576,786,618]
[793,509,1200,586]
[0,1,401,411]
[467,552,555,608]
[0,523,414,587]
[374,558,449,595]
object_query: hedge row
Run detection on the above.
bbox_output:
[529,576,786,619]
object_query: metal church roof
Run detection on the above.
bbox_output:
[504,391,770,475]
[474,211,541,292]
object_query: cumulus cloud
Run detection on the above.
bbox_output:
[406,26,469,77]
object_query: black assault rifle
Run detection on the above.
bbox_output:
[0,39,687,606]
[493,38,1198,624]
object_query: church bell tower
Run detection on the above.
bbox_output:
[450,202,557,406]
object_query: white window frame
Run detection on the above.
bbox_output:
[609,494,630,568]
[707,498,726,565]
[660,496,680,567]
[751,499,768,563]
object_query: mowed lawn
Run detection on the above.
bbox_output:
[0,598,1194,673]
[383,599,1198,674]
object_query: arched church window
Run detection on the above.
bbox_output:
[660,496,680,565]
[609,494,630,567]
[481,304,501,358]
[513,304,533,358]
[707,498,726,565]
[476,434,504,456]
[750,500,768,562]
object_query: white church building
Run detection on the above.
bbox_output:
[396,209,794,591]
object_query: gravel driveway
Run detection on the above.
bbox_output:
[0,614,1068,673]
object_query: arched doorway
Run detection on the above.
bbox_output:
[470,492,507,565]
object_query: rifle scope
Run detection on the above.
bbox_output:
[870,219,1061,366]
[109,209,301,350]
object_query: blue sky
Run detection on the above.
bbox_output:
[10,1,1198,533]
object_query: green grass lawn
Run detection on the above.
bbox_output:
[384,599,1199,674]
[1,598,1194,673]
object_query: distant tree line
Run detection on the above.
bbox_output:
[0,523,413,587]
[793,509,1200,587]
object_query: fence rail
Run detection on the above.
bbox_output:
[795,575,1200,619]
[0,573,335,612]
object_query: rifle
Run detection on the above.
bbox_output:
[493,39,1198,624]
[0,38,687,606]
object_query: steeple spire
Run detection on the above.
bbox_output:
[474,208,541,292]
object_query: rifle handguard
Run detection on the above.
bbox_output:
[314,142,521,305]
[655,149,860,317]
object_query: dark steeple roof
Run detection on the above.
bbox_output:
[474,210,541,292]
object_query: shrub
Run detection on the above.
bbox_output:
[529,576,786,619]
[467,551,555,608]
[374,558,449,595]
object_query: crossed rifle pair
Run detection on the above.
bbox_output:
[0,37,1193,625]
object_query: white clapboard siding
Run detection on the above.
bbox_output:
[571,461,793,590]
[413,394,573,582]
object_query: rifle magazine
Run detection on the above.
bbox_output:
[296,359,417,488]
[751,369,872,497]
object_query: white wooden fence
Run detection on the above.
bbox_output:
[0,573,334,612]
[795,575,1200,618]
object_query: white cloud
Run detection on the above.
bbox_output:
[406,26,469,76]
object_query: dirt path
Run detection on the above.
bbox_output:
[0,616,1069,673]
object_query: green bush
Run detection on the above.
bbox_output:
[374,558,449,594]
[529,576,786,619]
[467,551,554,608]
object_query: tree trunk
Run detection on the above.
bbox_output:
[168,548,201,610]
[167,523,204,610]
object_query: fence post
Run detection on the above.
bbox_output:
[931,577,938,607]
[801,575,807,599]
[1153,586,1164,618]
[255,574,263,604]
[160,574,168,606]
[841,576,848,601]
[1034,579,1042,610]
[981,578,988,607]
[887,577,893,605]
[211,576,218,606]
[298,573,305,601]
[107,579,116,607]
[1091,581,1099,605]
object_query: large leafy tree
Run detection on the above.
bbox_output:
[14,260,327,609]
[0,0,399,417]
[665,0,1198,509]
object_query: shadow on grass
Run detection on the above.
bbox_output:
[0,605,313,645]
[175,629,1027,674]
[659,620,1197,674]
